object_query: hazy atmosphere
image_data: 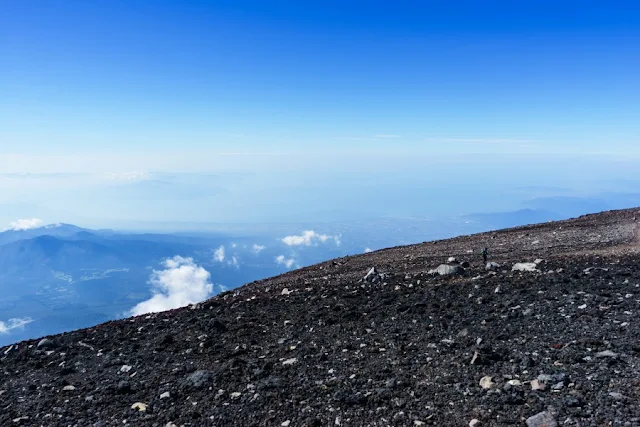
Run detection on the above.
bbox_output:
[1,1,639,343]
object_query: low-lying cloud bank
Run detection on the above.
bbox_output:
[0,317,33,334]
[282,230,341,247]
[8,218,44,231]
[130,256,215,316]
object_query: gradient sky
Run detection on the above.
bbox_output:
[1,1,639,227]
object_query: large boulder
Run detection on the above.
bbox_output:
[363,267,385,283]
[428,264,464,276]
[512,262,538,272]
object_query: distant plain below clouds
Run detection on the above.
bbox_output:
[0,317,34,334]
[275,255,296,269]
[281,230,341,247]
[130,256,219,316]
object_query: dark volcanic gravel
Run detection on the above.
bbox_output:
[2,208,640,426]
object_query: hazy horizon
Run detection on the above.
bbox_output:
[2,1,639,229]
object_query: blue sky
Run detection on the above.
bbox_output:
[1,1,640,227]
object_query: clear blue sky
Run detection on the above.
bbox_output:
[1,1,639,226]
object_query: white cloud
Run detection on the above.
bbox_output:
[102,171,152,182]
[424,137,537,145]
[0,317,34,334]
[252,244,266,254]
[229,256,239,268]
[9,218,44,231]
[275,255,296,269]
[231,242,237,248]
[282,230,340,247]
[130,256,214,316]
[213,245,225,262]
[364,247,373,253]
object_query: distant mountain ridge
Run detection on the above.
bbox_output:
[0,223,89,246]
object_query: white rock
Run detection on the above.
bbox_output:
[447,257,457,263]
[281,421,291,427]
[160,392,171,399]
[534,258,543,264]
[120,365,133,373]
[281,288,291,295]
[231,392,242,399]
[469,419,480,427]
[507,380,522,386]
[62,385,76,391]
[131,402,148,412]
[512,262,538,272]
[282,358,298,366]
[479,376,495,389]
[530,379,545,391]
[428,264,464,276]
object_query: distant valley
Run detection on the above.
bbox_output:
[1,201,637,345]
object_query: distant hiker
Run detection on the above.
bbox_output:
[482,247,488,263]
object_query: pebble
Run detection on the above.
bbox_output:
[63,385,76,391]
[281,421,291,427]
[282,358,298,366]
[469,419,480,427]
[160,392,170,399]
[595,350,618,358]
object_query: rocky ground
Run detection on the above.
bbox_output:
[1,208,640,427]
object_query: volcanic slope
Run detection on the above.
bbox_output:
[2,208,640,427]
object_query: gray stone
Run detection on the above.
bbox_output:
[37,338,57,350]
[184,370,215,389]
[595,350,618,358]
[609,392,626,401]
[485,262,502,271]
[526,411,557,427]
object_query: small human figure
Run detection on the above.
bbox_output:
[482,247,488,263]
